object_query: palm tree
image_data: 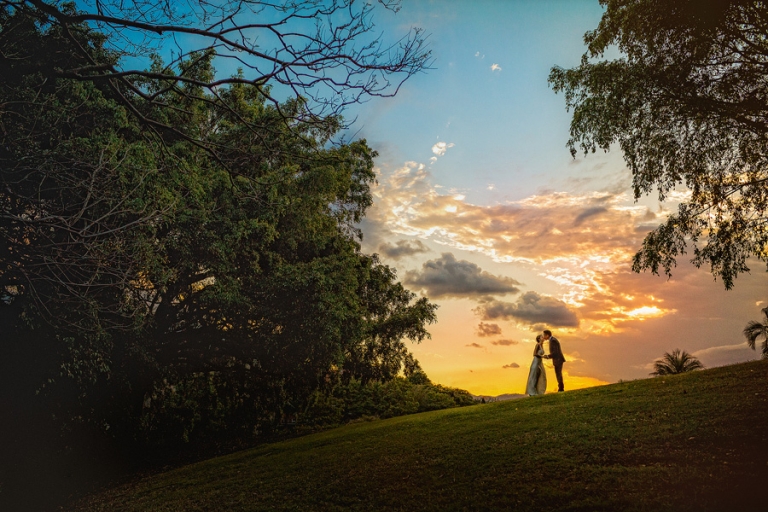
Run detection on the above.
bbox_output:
[743,305,768,359]
[650,349,704,376]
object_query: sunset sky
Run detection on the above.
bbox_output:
[343,0,768,396]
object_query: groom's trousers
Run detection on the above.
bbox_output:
[553,361,564,392]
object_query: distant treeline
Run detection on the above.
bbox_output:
[302,374,476,428]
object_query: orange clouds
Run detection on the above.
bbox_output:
[366,160,768,392]
[368,162,686,334]
[371,162,657,267]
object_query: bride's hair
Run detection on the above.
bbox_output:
[535,335,542,343]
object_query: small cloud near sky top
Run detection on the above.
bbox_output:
[431,141,455,156]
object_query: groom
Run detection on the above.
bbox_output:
[542,329,566,392]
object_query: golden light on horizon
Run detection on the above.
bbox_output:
[446,366,609,396]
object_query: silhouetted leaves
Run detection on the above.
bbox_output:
[550,0,768,289]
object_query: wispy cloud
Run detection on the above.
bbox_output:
[466,343,483,348]
[502,362,520,369]
[405,253,521,298]
[366,163,673,332]
[378,239,430,260]
[491,339,519,346]
[692,343,758,367]
[371,164,651,268]
[573,206,608,226]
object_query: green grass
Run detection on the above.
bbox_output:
[76,360,768,511]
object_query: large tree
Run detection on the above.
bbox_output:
[549,0,768,289]
[0,6,436,448]
[2,0,430,156]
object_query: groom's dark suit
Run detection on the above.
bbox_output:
[548,336,566,392]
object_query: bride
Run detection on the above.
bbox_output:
[525,335,547,396]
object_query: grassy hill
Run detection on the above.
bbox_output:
[75,360,768,511]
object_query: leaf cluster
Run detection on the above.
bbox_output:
[549,0,768,288]
[0,8,437,453]
[302,376,475,428]
[2,0,432,157]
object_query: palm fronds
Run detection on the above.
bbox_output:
[743,306,768,359]
[651,349,704,376]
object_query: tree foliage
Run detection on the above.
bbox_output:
[2,0,431,157]
[303,377,475,428]
[743,305,768,358]
[0,6,437,451]
[549,0,768,289]
[650,348,704,376]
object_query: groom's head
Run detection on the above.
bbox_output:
[542,330,552,340]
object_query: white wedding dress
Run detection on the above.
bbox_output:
[525,344,547,396]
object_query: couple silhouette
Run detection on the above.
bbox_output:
[525,330,566,396]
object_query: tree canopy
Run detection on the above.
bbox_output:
[3,0,431,159]
[549,0,768,289]
[0,4,437,450]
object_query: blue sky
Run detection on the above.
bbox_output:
[346,1,608,204]
[335,1,767,395]
[94,0,766,395]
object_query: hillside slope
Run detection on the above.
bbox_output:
[76,360,768,511]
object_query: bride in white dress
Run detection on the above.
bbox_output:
[525,335,547,396]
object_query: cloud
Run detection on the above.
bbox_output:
[365,164,671,329]
[573,206,608,226]
[405,253,522,298]
[378,239,430,260]
[368,164,650,270]
[491,63,502,72]
[476,322,502,337]
[475,291,580,328]
[502,362,520,369]
[466,343,483,348]
[692,343,759,368]
[431,142,455,156]
[491,339,519,346]
[362,160,768,388]
[365,160,729,341]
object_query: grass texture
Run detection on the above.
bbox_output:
[75,359,768,511]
